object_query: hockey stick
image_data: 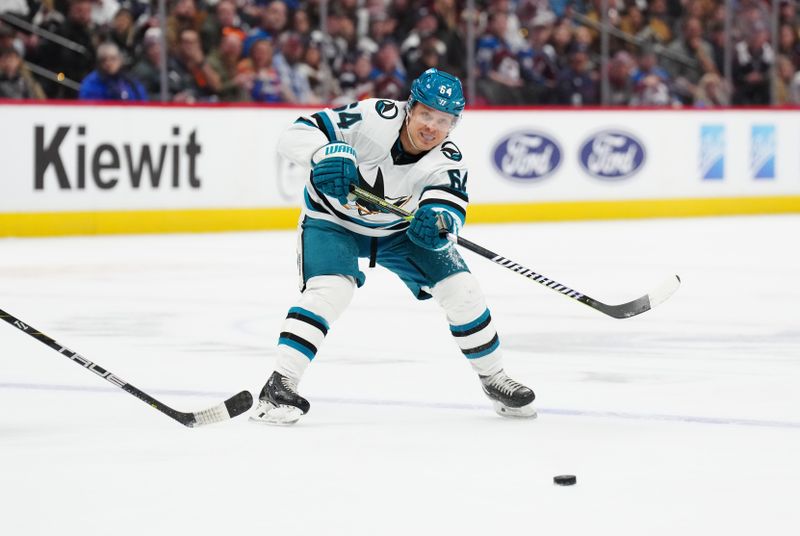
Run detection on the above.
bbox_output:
[0,307,253,427]
[350,186,680,319]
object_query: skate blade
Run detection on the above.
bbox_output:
[492,400,538,419]
[248,403,304,426]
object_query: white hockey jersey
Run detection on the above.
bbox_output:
[276,98,469,237]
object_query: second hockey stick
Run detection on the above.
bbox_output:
[351,186,680,319]
[0,307,253,427]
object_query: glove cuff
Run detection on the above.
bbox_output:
[427,206,463,236]
[311,142,357,166]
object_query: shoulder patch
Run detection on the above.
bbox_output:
[375,99,399,119]
[440,141,462,162]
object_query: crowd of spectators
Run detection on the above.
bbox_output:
[1,0,799,106]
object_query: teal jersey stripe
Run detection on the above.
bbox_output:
[295,117,316,127]
[318,112,338,141]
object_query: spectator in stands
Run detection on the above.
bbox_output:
[707,21,727,75]
[274,31,319,103]
[167,0,204,52]
[388,0,417,42]
[168,27,221,101]
[732,24,774,105]
[778,22,800,69]
[607,50,635,105]
[296,38,338,102]
[361,11,394,56]
[207,27,249,102]
[582,0,622,50]
[779,0,800,27]
[103,4,137,66]
[790,70,800,105]
[430,0,465,78]
[476,11,522,104]
[291,9,312,39]
[554,43,599,106]
[642,0,674,45]
[5,0,796,107]
[239,37,286,103]
[200,0,240,54]
[131,26,165,100]
[38,0,97,98]
[90,0,121,27]
[549,20,575,70]
[243,0,288,55]
[571,26,597,69]
[518,11,559,104]
[332,11,361,60]
[309,10,346,73]
[775,54,797,105]
[630,46,676,106]
[488,0,526,52]
[734,0,770,42]
[399,7,445,71]
[620,4,656,53]
[663,16,715,103]
[0,0,32,18]
[405,37,445,84]
[370,40,405,95]
[335,51,374,104]
[693,72,731,107]
[0,23,17,51]
[0,45,45,99]
[682,0,716,24]
[78,41,147,100]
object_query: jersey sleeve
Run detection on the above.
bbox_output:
[418,160,470,225]
[276,101,371,167]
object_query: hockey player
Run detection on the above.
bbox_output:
[251,68,536,425]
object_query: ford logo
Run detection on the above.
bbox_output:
[492,132,562,181]
[579,130,645,180]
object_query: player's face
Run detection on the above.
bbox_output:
[406,103,456,152]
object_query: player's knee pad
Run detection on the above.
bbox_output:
[431,271,486,324]
[299,275,355,323]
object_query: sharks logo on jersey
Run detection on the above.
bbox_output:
[375,100,399,119]
[440,141,462,162]
[350,168,412,216]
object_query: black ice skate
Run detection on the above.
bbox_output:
[480,370,537,418]
[249,371,310,425]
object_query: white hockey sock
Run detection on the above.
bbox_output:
[432,272,504,377]
[275,275,354,382]
[276,306,330,380]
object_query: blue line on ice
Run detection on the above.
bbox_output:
[2,381,799,430]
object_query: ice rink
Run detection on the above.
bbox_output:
[1,215,799,535]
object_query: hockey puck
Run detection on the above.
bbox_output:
[553,474,577,486]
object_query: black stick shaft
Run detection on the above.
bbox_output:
[352,186,589,299]
[0,308,194,425]
[350,186,677,319]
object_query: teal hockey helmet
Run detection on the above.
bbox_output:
[407,68,465,119]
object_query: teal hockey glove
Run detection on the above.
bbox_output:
[407,206,458,251]
[310,142,358,205]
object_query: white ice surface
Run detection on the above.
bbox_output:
[1,216,799,535]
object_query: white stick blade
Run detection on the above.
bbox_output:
[647,275,681,308]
